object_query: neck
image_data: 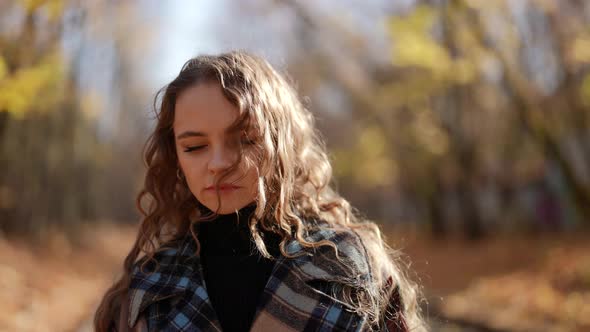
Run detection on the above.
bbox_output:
[198,202,257,220]
[196,203,258,255]
[195,203,282,257]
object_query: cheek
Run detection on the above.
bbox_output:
[178,152,204,168]
[178,156,205,185]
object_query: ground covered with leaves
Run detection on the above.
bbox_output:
[0,225,134,332]
[441,248,590,331]
[0,225,588,331]
[389,229,590,332]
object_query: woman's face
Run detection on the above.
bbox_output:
[174,82,258,215]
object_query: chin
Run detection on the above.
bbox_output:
[201,200,250,215]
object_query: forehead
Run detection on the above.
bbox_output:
[173,83,239,135]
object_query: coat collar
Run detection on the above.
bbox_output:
[127,225,372,331]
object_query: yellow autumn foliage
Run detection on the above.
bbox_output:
[571,35,590,64]
[387,4,478,89]
[412,109,450,156]
[19,0,65,20]
[333,126,397,189]
[0,57,7,81]
[388,6,453,78]
[0,54,65,118]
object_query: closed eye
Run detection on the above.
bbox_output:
[184,145,207,152]
[242,139,256,145]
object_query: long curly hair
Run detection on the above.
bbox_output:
[94,51,425,331]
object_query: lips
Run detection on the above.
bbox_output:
[205,184,240,190]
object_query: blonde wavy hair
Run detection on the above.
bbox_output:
[94,51,425,331]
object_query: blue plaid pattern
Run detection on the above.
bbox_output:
[126,225,408,331]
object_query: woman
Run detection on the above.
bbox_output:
[94,51,426,332]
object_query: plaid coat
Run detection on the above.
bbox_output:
[123,225,408,332]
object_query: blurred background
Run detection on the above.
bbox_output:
[1,0,589,331]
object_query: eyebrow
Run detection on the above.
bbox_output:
[176,131,208,140]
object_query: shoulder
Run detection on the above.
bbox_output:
[131,235,195,274]
[285,222,373,287]
[126,235,196,329]
[295,223,418,331]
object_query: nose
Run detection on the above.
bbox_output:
[207,146,235,174]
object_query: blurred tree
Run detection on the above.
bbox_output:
[0,0,79,234]
[274,0,590,237]
[0,0,150,237]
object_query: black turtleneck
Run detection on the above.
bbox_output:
[196,204,280,332]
